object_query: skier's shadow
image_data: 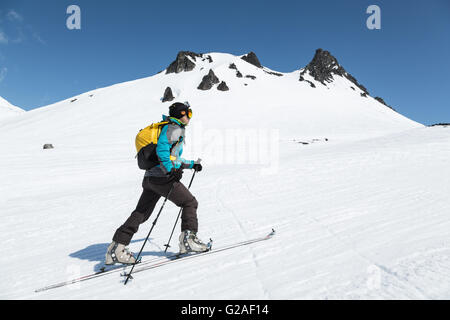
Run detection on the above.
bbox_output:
[69,238,174,272]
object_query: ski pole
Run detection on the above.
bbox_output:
[124,183,175,285]
[163,170,196,253]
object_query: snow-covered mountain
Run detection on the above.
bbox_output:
[0,96,24,120]
[0,49,422,153]
[1,50,449,299]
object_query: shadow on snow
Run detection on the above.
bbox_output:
[69,238,177,272]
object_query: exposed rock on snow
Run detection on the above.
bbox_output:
[245,75,256,80]
[217,81,229,91]
[162,87,175,102]
[166,51,202,74]
[264,70,283,77]
[202,55,213,63]
[374,96,395,111]
[229,63,245,78]
[299,75,316,88]
[293,138,329,145]
[43,144,54,149]
[241,51,262,68]
[306,80,316,88]
[300,49,369,95]
[197,69,220,90]
[429,123,450,127]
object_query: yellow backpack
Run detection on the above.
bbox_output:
[135,121,169,170]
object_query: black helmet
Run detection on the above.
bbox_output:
[169,101,192,119]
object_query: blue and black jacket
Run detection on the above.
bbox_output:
[145,115,194,178]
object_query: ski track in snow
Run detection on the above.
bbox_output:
[214,176,271,299]
[305,213,432,299]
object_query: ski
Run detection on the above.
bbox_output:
[121,229,276,280]
[35,252,184,293]
[121,239,214,281]
[34,229,275,292]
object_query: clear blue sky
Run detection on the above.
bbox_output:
[0,0,449,125]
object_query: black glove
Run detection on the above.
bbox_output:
[193,163,203,172]
[168,168,183,181]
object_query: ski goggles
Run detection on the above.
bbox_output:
[181,108,192,118]
[183,101,192,118]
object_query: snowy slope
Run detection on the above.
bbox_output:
[2,51,449,299]
[0,96,24,120]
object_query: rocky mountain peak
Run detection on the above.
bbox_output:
[301,48,369,95]
[241,51,262,68]
[166,51,203,74]
[303,49,344,83]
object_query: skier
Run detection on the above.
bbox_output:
[105,102,207,265]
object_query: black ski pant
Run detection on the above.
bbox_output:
[112,176,198,246]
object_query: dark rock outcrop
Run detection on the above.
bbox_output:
[166,51,202,74]
[197,69,220,90]
[299,75,316,88]
[300,49,343,83]
[374,96,387,105]
[217,81,229,91]
[229,63,244,78]
[429,123,450,127]
[202,55,213,63]
[264,70,283,77]
[307,81,316,88]
[43,144,54,149]
[374,96,395,111]
[162,87,175,102]
[300,49,369,95]
[245,75,256,80]
[241,52,262,68]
